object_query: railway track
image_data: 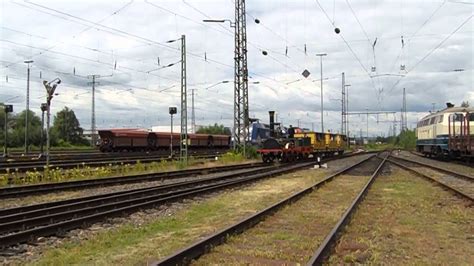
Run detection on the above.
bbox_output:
[0,152,372,249]
[0,155,349,249]
[0,162,265,198]
[0,149,228,163]
[0,151,225,173]
[388,156,474,201]
[155,153,387,265]
[408,150,473,167]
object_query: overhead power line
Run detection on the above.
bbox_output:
[314,0,370,76]
[14,1,306,89]
[388,0,447,74]
[345,0,371,43]
[388,13,473,93]
[5,1,134,69]
[0,39,180,83]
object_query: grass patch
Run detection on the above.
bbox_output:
[195,174,371,265]
[0,155,251,187]
[327,167,474,265]
[31,168,329,265]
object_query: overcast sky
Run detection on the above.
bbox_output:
[1,0,473,137]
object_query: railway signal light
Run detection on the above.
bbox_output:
[169,107,177,115]
[43,78,61,171]
[4,105,13,113]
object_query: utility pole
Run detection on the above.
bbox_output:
[169,107,177,158]
[366,108,369,140]
[40,103,47,155]
[341,72,346,135]
[86,73,112,147]
[88,75,99,147]
[3,105,13,157]
[191,89,196,133]
[180,35,188,163]
[316,53,327,133]
[400,108,404,133]
[344,84,351,138]
[24,60,33,154]
[402,88,407,131]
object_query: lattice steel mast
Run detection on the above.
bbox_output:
[233,0,249,156]
[180,35,188,162]
[341,72,346,135]
[87,74,100,147]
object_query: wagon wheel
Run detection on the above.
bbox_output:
[268,155,275,163]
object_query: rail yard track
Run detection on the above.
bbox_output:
[408,150,473,167]
[0,151,226,173]
[0,149,229,163]
[0,162,265,198]
[155,153,388,265]
[388,156,474,201]
[0,153,365,249]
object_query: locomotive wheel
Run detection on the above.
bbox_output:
[288,153,295,162]
[262,154,269,163]
[268,155,275,163]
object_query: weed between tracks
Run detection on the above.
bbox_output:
[194,174,371,265]
[30,168,329,265]
[0,154,249,186]
[327,166,474,265]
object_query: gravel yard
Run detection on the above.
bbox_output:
[393,150,474,177]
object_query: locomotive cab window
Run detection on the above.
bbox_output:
[453,113,463,121]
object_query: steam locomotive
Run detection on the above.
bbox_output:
[257,111,347,163]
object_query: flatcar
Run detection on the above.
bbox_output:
[98,128,231,152]
[416,104,473,158]
[293,131,347,157]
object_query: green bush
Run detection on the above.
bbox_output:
[234,145,259,159]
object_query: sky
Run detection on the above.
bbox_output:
[1,0,473,138]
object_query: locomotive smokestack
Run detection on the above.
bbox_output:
[269,111,275,137]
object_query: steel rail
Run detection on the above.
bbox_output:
[0,153,224,173]
[307,154,388,265]
[0,149,226,164]
[387,157,474,202]
[0,160,321,248]
[408,150,473,168]
[1,154,169,166]
[392,155,473,181]
[0,162,264,199]
[154,154,378,266]
[0,166,275,230]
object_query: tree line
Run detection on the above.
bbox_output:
[1,105,89,148]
